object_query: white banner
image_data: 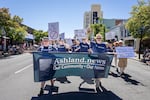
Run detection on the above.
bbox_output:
[65,38,73,46]
[59,33,65,40]
[74,29,86,39]
[105,32,115,40]
[48,22,59,40]
[116,46,135,58]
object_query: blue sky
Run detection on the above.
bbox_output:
[0,0,139,38]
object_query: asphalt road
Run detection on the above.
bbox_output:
[0,53,150,100]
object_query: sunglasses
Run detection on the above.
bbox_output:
[96,38,101,39]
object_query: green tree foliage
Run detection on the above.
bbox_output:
[0,8,11,36]
[125,0,150,38]
[33,30,48,43]
[12,15,23,24]
[0,7,27,43]
[90,23,106,41]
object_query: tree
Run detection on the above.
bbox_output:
[125,0,150,59]
[0,8,11,36]
[125,0,150,38]
[0,7,27,44]
[12,15,23,24]
[90,23,106,41]
[33,30,48,43]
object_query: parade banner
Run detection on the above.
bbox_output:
[48,22,59,40]
[116,46,135,58]
[33,52,114,82]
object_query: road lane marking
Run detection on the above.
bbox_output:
[15,64,33,74]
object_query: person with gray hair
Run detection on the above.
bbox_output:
[37,37,56,96]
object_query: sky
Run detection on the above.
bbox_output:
[0,0,140,38]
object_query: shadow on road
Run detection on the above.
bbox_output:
[120,73,141,85]
[31,84,122,100]
[56,77,71,84]
[0,56,15,59]
[31,91,122,100]
[109,72,143,86]
[79,77,95,89]
[109,72,120,78]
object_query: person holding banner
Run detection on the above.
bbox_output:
[90,34,107,92]
[71,39,80,52]
[106,41,113,52]
[57,39,70,52]
[76,37,92,53]
[113,41,119,73]
[37,37,56,96]
[117,40,128,76]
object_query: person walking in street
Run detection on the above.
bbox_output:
[37,37,56,96]
[113,41,119,73]
[76,37,92,53]
[71,39,80,52]
[117,40,128,76]
[90,34,107,92]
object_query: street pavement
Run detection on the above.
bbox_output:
[0,53,150,100]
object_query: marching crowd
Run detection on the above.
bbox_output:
[37,34,128,96]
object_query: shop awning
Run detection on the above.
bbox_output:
[25,33,34,40]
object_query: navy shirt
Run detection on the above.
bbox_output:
[106,47,113,52]
[38,45,57,52]
[71,44,80,52]
[57,45,67,52]
[91,42,106,53]
[79,42,90,52]
[38,46,49,52]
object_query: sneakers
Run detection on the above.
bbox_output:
[38,88,44,96]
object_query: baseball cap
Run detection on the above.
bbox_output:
[42,37,49,41]
[119,40,123,43]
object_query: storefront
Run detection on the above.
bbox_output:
[24,33,34,49]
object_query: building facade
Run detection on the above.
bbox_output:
[83,4,103,29]
[91,4,103,24]
[83,11,91,29]
[105,21,140,52]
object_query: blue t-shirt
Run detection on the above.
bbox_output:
[57,45,66,52]
[106,47,113,52]
[79,42,90,52]
[91,42,106,53]
[38,46,49,52]
[71,44,80,52]
[49,45,57,52]
[37,45,57,52]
